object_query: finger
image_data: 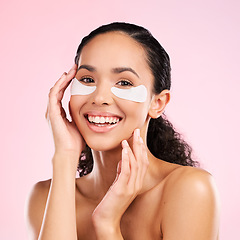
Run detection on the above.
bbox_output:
[49,64,77,100]
[133,128,143,168]
[48,65,77,118]
[122,140,138,190]
[48,73,67,113]
[136,137,149,185]
[132,129,144,188]
[117,160,122,175]
[117,141,131,185]
[133,129,142,160]
[58,64,77,93]
[60,64,77,87]
[53,64,77,90]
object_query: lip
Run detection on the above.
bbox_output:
[83,111,123,133]
[84,110,123,118]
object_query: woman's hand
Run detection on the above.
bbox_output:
[92,129,149,239]
[46,64,85,166]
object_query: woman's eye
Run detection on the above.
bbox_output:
[79,77,94,84]
[116,80,133,87]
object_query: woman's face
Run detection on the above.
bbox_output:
[69,32,154,151]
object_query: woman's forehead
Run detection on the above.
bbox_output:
[78,32,151,76]
[80,33,144,60]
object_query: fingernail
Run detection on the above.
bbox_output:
[122,140,129,148]
[122,140,128,154]
[135,129,140,137]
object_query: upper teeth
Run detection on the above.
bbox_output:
[88,115,120,124]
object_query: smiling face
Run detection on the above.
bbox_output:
[69,32,155,151]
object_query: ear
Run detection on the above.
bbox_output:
[148,90,170,119]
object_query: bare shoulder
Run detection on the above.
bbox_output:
[160,166,220,240]
[25,179,51,239]
[163,166,218,199]
[26,179,52,208]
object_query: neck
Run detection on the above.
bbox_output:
[91,146,122,194]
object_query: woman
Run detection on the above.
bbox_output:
[25,22,220,240]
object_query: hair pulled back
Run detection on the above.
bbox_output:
[75,22,199,177]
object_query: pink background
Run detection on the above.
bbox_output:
[1,0,239,239]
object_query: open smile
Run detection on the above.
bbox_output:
[84,114,122,132]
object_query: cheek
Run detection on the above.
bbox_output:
[69,96,86,120]
[117,100,150,125]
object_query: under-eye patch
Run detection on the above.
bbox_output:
[71,78,147,103]
[71,78,96,95]
[111,85,147,103]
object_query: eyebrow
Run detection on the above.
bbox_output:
[77,65,139,78]
[112,67,139,78]
[77,65,96,72]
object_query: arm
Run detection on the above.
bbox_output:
[25,64,85,240]
[38,154,79,240]
[161,168,220,240]
[25,156,79,240]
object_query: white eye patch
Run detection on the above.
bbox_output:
[70,78,147,103]
[111,85,147,103]
[71,78,96,95]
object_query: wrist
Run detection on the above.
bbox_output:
[52,152,79,174]
[53,150,80,159]
[92,218,122,240]
[94,225,122,240]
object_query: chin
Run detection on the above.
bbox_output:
[88,142,122,152]
[80,125,136,152]
[84,136,122,152]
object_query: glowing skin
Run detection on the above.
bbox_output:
[70,32,154,151]
[26,30,219,240]
[71,78,148,103]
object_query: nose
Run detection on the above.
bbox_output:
[91,83,113,106]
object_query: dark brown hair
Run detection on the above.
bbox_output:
[74,22,199,176]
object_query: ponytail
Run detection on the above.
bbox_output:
[147,114,199,167]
